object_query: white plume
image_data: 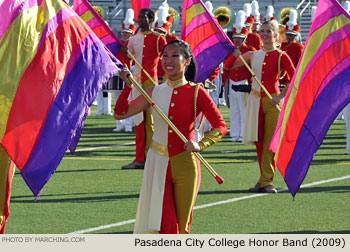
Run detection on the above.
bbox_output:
[264,5,274,20]
[205,1,213,14]
[344,1,350,13]
[234,10,246,33]
[286,9,298,29]
[157,6,168,26]
[123,9,134,25]
[243,3,252,17]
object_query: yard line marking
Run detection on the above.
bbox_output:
[69,175,350,234]
[66,142,135,153]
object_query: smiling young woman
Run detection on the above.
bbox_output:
[114,40,227,234]
[232,20,295,194]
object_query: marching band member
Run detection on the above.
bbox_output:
[154,2,179,83]
[121,8,167,169]
[245,3,262,50]
[115,39,227,234]
[223,10,256,142]
[233,20,295,193]
[113,9,136,132]
[251,0,261,33]
[280,10,304,68]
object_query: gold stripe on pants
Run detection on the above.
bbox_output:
[258,95,279,187]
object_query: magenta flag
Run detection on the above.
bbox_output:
[270,0,350,197]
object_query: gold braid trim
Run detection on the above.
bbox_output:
[277,49,285,80]
[193,82,205,131]
[277,49,290,96]
[198,128,223,151]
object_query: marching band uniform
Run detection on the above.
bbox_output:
[113,10,136,132]
[154,6,179,82]
[223,11,255,142]
[245,16,262,50]
[280,39,303,67]
[243,3,262,50]
[196,66,221,139]
[115,78,227,234]
[280,11,303,86]
[251,0,261,34]
[127,25,167,166]
[244,48,295,189]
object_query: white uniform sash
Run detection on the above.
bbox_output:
[243,49,266,145]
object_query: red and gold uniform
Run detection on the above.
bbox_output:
[245,15,262,50]
[244,48,295,188]
[223,44,255,140]
[127,29,167,162]
[280,24,303,84]
[223,45,255,85]
[246,32,262,50]
[115,79,227,234]
[280,41,303,67]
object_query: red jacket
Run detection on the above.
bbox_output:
[115,83,227,157]
[246,32,262,50]
[223,44,256,85]
[258,49,295,97]
[128,30,167,83]
[116,40,132,68]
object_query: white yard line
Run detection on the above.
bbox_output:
[69,175,350,234]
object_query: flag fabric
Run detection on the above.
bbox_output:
[270,0,350,197]
[0,146,15,234]
[73,0,123,56]
[71,0,124,153]
[0,0,121,197]
[181,0,235,83]
[131,0,151,22]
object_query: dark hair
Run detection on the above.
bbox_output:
[139,8,155,21]
[162,40,197,82]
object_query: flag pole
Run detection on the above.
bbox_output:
[127,50,158,86]
[238,55,281,112]
[127,74,224,184]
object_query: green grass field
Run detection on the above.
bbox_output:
[5,105,350,234]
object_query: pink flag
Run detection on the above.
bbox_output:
[131,0,151,21]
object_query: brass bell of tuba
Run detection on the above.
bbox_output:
[214,6,231,27]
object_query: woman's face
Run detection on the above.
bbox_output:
[259,24,277,44]
[161,44,190,80]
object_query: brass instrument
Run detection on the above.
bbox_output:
[92,5,107,20]
[279,7,293,25]
[155,6,179,32]
[214,6,232,28]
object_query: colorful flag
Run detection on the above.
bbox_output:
[0,147,15,234]
[270,0,350,197]
[0,0,121,198]
[73,0,123,56]
[131,0,151,22]
[181,0,235,83]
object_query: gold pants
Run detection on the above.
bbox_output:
[256,95,280,188]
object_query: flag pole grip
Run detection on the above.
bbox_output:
[238,54,281,112]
